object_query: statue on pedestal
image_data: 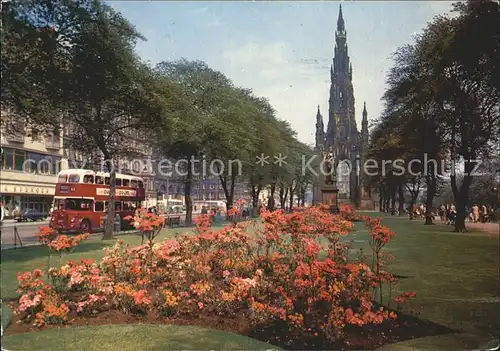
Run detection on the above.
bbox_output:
[322,149,335,186]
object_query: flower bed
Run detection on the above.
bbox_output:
[8,205,427,349]
[339,203,362,222]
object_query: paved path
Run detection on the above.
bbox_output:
[465,222,499,236]
[1,222,47,249]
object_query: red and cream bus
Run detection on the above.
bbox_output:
[50,169,145,233]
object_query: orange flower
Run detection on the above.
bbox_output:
[36,226,58,245]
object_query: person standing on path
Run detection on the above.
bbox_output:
[472,204,480,223]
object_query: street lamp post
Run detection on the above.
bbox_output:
[355,153,361,209]
[351,144,361,209]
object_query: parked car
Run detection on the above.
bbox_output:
[15,209,48,222]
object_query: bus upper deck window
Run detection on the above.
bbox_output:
[105,177,110,185]
[58,175,67,183]
[122,179,130,187]
[138,181,144,188]
[96,176,104,184]
[83,175,94,184]
[68,175,80,183]
[115,178,122,186]
[131,180,138,188]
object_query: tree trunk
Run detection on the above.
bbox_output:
[223,174,235,220]
[409,196,417,220]
[267,183,276,211]
[398,185,405,216]
[384,192,390,213]
[251,184,261,217]
[300,186,306,206]
[425,175,437,225]
[451,173,473,232]
[219,165,236,219]
[184,161,193,226]
[279,185,288,209]
[288,186,294,210]
[103,159,116,240]
[391,187,396,215]
[378,189,384,212]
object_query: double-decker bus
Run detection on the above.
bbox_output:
[50,169,145,233]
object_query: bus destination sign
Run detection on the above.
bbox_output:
[96,188,137,197]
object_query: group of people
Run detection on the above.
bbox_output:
[437,204,456,225]
[468,204,492,223]
[437,204,493,225]
[401,203,495,225]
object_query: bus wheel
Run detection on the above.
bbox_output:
[81,219,92,234]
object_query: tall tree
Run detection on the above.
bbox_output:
[244,97,281,216]
[2,0,173,239]
[155,59,225,225]
[421,1,499,231]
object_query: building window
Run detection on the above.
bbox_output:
[202,184,206,190]
[219,184,222,190]
[1,147,60,174]
[45,131,60,149]
[2,148,14,169]
[14,149,26,171]
[210,184,215,190]
[219,192,225,199]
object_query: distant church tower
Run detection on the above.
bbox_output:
[314,4,371,207]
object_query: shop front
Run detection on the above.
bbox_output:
[0,184,55,217]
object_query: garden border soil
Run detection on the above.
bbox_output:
[6,303,454,350]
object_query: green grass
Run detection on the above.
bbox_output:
[353,213,500,349]
[2,324,280,351]
[1,223,232,301]
[1,214,498,350]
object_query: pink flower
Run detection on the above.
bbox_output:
[69,271,84,287]
[222,270,230,278]
[198,302,204,309]
[134,290,151,305]
[18,294,41,312]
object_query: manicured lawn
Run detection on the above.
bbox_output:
[1,213,498,350]
[353,213,499,349]
[3,324,280,351]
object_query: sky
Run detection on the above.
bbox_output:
[108,1,455,145]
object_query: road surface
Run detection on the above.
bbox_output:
[0,213,199,250]
[1,220,50,249]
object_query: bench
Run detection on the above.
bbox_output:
[164,215,181,228]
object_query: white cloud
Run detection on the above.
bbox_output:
[428,1,454,16]
[206,18,222,28]
[220,40,381,145]
[190,6,209,15]
[221,41,328,144]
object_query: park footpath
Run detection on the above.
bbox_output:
[464,222,499,236]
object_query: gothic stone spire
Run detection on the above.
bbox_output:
[337,4,345,33]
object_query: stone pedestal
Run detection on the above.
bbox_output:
[321,183,340,214]
[359,187,375,210]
